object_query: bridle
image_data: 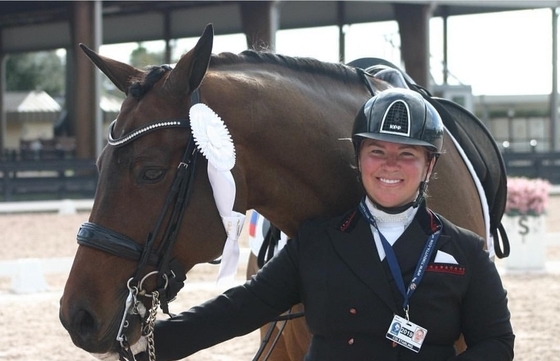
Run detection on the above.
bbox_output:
[76,90,202,361]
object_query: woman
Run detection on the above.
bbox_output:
[149,88,514,360]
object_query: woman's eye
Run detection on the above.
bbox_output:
[142,169,165,181]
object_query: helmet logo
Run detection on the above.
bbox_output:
[380,100,411,137]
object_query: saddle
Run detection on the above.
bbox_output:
[349,57,510,258]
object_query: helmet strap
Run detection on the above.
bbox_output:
[412,154,437,208]
[412,181,427,208]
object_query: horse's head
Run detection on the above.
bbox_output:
[59,24,235,357]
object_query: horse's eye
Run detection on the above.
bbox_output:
[142,168,165,181]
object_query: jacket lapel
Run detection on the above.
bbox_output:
[328,216,398,313]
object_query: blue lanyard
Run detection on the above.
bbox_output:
[358,199,442,317]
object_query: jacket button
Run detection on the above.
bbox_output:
[392,341,398,348]
[349,308,357,314]
[348,338,354,345]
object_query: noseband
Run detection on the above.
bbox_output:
[76,90,201,360]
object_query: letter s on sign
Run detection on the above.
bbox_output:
[518,215,529,236]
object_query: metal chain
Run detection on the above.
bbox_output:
[142,291,160,361]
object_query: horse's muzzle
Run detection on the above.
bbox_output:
[59,294,143,354]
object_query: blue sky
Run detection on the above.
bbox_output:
[100,8,554,96]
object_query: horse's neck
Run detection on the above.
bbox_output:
[201,69,368,235]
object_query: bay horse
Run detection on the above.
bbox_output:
[60,24,501,360]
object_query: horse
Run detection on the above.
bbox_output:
[59,24,504,361]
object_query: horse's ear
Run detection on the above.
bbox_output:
[165,23,214,97]
[79,43,143,94]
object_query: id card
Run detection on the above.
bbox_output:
[385,315,428,353]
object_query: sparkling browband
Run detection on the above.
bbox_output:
[107,119,190,147]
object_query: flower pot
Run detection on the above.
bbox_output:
[502,215,546,271]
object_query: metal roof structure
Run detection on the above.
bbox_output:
[1,1,559,53]
[4,91,61,123]
[6,91,61,113]
[2,1,560,155]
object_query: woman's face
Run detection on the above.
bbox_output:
[358,139,433,208]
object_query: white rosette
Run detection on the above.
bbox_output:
[189,103,235,171]
[190,103,245,285]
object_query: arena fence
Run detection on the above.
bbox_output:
[0,159,97,201]
[0,152,559,202]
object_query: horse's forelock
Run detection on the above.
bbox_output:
[128,65,172,100]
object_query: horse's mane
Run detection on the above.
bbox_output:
[210,50,360,83]
[128,50,360,100]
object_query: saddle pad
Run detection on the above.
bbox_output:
[428,97,507,233]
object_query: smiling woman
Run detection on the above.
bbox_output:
[352,88,443,211]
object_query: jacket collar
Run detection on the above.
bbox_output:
[328,204,451,312]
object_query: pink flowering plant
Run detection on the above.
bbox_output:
[505,177,551,217]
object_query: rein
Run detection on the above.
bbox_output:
[76,90,201,361]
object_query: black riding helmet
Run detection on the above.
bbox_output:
[352,88,445,211]
[352,88,444,156]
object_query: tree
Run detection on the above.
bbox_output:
[129,43,164,68]
[100,43,164,98]
[5,51,65,97]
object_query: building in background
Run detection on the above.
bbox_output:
[3,91,121,160]
[474,94,549,153]
[4,91,61,149]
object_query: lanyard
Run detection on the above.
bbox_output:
[358,199,441,318]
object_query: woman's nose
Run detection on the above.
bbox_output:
[383,154,399,167]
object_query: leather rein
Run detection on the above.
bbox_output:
[76,90,201,360]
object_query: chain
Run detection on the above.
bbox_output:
[142,291,160,361]
[118,274,164,361]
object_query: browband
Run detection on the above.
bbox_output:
[108,119,190,147]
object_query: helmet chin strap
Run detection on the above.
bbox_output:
[412,181,427,208]
[412,154,438,208]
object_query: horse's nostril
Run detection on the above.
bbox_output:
[60,300,117,354]
[73,308,97,340]
[61,306,103,352]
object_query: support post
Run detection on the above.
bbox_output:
[393,3,433,89]
[0,30,5,154]
[337,1,346,64]
[239,1,280,51]
[70,1,97,159]
[551,7,559,151]
[442,7,449,85]
[93,0,102,158]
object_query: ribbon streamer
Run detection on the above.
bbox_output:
[207,164,245,285]
[190,103,244,284]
